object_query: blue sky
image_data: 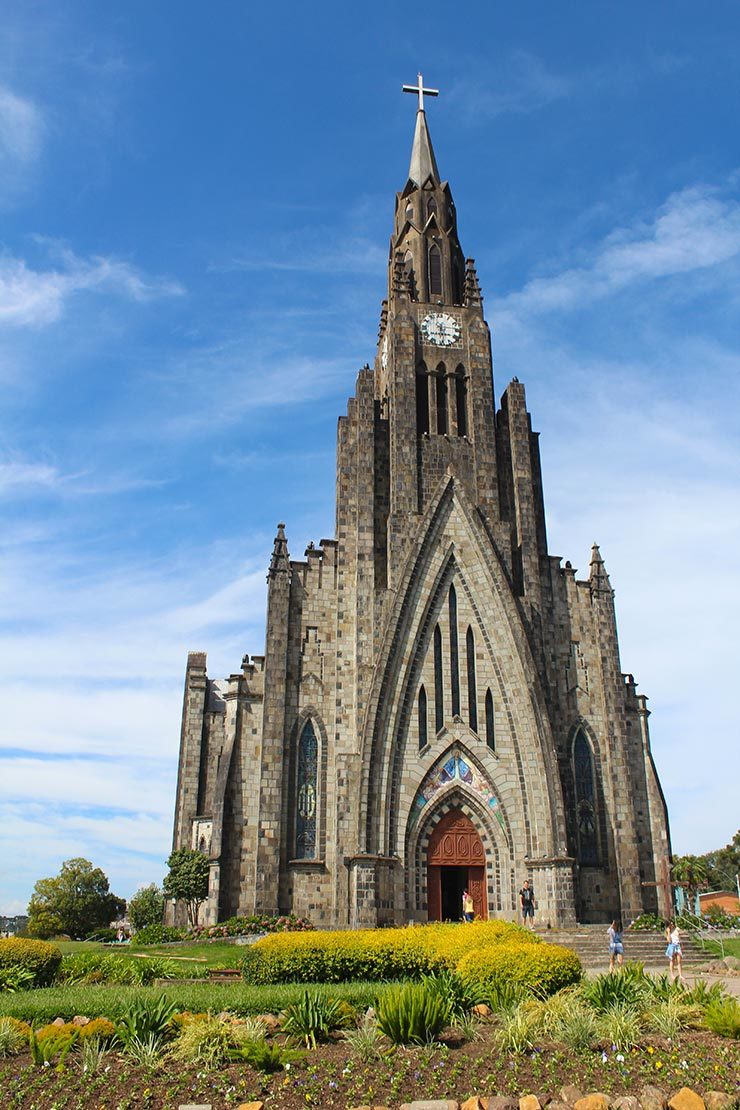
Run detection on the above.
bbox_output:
[1,1,739,913]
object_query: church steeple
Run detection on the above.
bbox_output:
[408,108,440,188]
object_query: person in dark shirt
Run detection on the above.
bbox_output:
[519,879,536,928]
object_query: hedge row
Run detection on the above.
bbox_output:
[240,919,579,997]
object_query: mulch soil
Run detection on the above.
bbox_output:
[0,1028,738,1110]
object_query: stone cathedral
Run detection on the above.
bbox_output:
[170,82,671,930]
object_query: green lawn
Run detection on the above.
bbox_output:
[703,936,740,959]
[0,978,391,1024]
[55,938,247,966]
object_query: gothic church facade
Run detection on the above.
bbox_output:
[170,94,671,929]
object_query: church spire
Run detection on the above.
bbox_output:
[268,522,290,577]
[402,73,440,188]
[589,543,612,595]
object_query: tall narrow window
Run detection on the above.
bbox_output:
[418,686,428,750]
[295,720,318,859]
[404,249,415,299]
[452,261,463,305]
[416,366,429,435]
[449,584,460,717]
[435,369,448,435]
[455,369,468,437]
[466,626,477,732]
[427,196,437,219]
[574,730,598,865]
[428,244,442,296]
[485,688,495,750]
[434,623,444,733]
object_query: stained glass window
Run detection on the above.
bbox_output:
[485,688,495,750]
[466,626,477,733]
[418,685,427,750]
[295,720,318,860]
[449,584,460,716]
[434,623,444,733]
[574,730,598,866]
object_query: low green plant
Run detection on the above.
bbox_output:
[79,1035,108,1074]
[124,1032,165,1067]
[230,1016,268,1042]
[131,923,188,946]
[556,1005,599,1053]
[642,995,703,1039]
[495,1004,537,1053]
[453,1009,481,1042]
[280,989,347,1048]
[630,912,666,930]
[169,1013,232,1066]
[117,993,178,1046]
[0,966,35,993]
[597,1002,642,1050]
[579,966,649,1012]
[228,1039,302,1072]
[29,1025,79,1067]
[376,981,448,1046]
[485,978,528,1015]
[0,1017,27,1056]
[683,978,728,1007]
[421,967,479,1020]
[343,1011,385,1060]
[703,995,740,1038]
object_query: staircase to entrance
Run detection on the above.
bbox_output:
[541,925,706,970]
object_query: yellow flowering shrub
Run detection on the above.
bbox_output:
[78,1018,116,1041]
[457,938,582,998]
[0,937,62,986]
[243,919,532,984]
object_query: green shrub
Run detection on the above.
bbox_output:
[229,1039,301,1072]
[457,939,581,999]
[421,967,480,1019]
[643,996,703,1039]
[85,927,118,942]
[597,1002,642,1050]
[704,995,740,1038]
[29,1025,79,1067]
[376,981,449,1045]
[169,1013,233,1066]
[131,924,188,946]
[0,966,35,992]
[0,1016,28,1056]
[279,989,348,1048]
[630,912,666,931]
[0,937,62,987]
[495,1004,538,1053]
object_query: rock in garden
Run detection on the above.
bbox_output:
[71,1015,90,1026]
[486,1099,516,1110]
[561,1091,584,1106]
[722,955,740,970]
[400,1102,459,1110]
[613,1098,641,1110]
[640,1088,667,1110]
[473,1002,493,1018]
[574,1096,610,1110]
[704,1095,735,1110]
[668,1091,705,1110]
[461,1098,485,1110]
[548,1102,571,1110]
[236,1102,265,1110]
[520,1096,541,1110]
[51,1017,66,1026]
[178,1105,212,1110]
[255,1012,280,1033]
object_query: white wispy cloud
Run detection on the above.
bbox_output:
[497,184,740,320]
[0,243,184,328]
[0,85,43,203]
[449,52,571,120]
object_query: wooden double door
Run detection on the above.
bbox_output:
[426,809,487,921]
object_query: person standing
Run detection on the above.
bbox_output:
[519,879,536,928]
[665,920,686,983]
[607,918,624,972]
[462,888,474,922]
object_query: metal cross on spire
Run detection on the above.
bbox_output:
[402,72,439,112]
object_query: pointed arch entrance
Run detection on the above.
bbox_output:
[426,808,487,921]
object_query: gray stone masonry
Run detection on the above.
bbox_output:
[168,105,671,930]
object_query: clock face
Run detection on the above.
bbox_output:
[420,312,461,347]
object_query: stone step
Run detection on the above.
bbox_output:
[541,929,707,968]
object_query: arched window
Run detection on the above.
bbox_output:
[434,623,444,733]
[416,364,429,435]
[452,261,463,305]
[449,584,460,717]
[418,685,428,750]
[295,720,318,859]
[455,368,468,437]
[427,196,437,219]
[466,626,477,732]
[428,244,442,296]
[198,835,207,854]
[573,730,599,866]
[435,367,448,435]
[485,688,495,750]
[405,201,414,221]
[404,250,415,299]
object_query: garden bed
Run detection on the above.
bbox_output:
[0,1024,737,1109]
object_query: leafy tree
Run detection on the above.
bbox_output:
[127,884,165,932]
[27,858,125,940]
[163,848,210,927]
[672,854,709,909]
[701,829,740,892]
